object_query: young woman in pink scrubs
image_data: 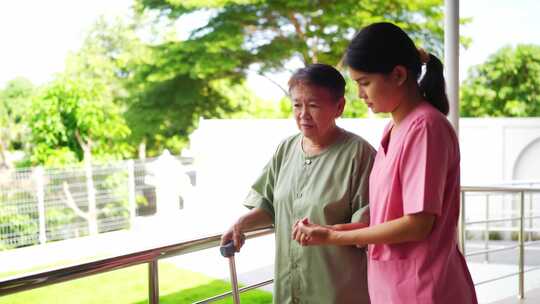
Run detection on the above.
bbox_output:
[292,22,478,303]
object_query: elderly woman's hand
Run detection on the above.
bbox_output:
[292,217,333,246]
[221,221,246,253]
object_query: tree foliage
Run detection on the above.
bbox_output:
[0,78,35,167]
[461,44,540,117]
[28,77,131,167]
[130,0,448,153]
[124,17,256,155]
[213,79,287,118]
[9,1,459,163]
[23,17,145,166]
[138,0,447,67]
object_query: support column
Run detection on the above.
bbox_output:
[445,0,460,132]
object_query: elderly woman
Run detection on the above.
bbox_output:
[221,63,375,304]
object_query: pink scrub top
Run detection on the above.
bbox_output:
[367,102,477,303]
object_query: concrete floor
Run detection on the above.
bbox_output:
[492,287,540,304]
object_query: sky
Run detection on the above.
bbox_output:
[459,0,540,79]
[0,0,132,86]
[1,0,540,101]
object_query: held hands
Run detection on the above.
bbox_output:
[292,218,369,247]
[292,217,333,246]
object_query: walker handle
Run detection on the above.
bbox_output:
[220,241,236,258]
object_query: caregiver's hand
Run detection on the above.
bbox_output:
[292,217,333,246]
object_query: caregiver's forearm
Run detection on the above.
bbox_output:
[328,213,435,246]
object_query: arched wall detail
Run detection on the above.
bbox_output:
[513,137,540,180]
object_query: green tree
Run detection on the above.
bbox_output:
[129,0,450,153]
[138,0,447,67]
[461,44,540,117]
[28,77,132,235]
[65,16,149,99]
[28,77,131,167]
[65,16,152,158]
[0,77,35,168]
[342,76,369,118]
[214,79,286,118]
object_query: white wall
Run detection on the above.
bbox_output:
[459,118,540,184]
[187,118,540,227]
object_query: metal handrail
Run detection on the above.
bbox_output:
[466,216,522,225]
[524,239,540,246]
[466,244,520,257]
[466,238,540,257]
[461,185,540,192]
[194,279,274,304]
[474,265,540,286]
[0,184,538,302]
[460,186,540,300]
[0,227,274,302]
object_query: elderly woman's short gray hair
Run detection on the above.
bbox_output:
[288,63,346,102]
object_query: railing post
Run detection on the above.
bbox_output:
[127,160,136,227]
[149,260,159,304]
[459,190,466,254]
[484,194,490,263]
[35,166,46,245]
[518,191,525,299]
[529,192,533,242]
[445,0,460,132]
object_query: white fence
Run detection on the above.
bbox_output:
[0,151,193,250]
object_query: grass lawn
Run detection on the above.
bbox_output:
[0,262,272,304]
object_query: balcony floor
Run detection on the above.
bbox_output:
[492,287,540,303]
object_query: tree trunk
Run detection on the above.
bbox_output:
[138,138,146,160]
[0,139,9,169]
[287,12,318,64]
[75,130,98,235]
[83,145,98,235]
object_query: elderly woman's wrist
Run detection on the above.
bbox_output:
[237,214,257,232]
[235,217,246,232]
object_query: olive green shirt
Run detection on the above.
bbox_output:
[244,130,375,304]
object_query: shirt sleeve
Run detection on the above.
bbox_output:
[243,150,279,222]
[244,188,275,220]
[399,118,449,216]
[350,141,376,224]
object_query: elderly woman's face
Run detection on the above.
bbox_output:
[290,84,343,141]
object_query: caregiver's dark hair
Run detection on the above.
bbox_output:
[344,22,449,115]
[288,63,346,102]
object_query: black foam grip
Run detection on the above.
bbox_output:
[220,241,235,257]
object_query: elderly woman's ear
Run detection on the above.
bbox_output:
[335,97,346,118]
